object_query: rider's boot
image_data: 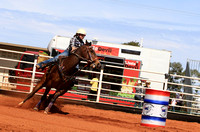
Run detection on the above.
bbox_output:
[36,63,43,69]
[36,62,47,71]
[36,60,53,70]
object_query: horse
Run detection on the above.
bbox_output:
[18,40,101,114]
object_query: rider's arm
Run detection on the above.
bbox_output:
[71,46,77,52]
[68,36,84,53]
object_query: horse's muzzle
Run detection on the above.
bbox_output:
[90,60,101,69]
[96,62,101,69]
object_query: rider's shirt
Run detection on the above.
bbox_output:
[67,35,85,52]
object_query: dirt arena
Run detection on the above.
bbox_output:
[0,91,199,132]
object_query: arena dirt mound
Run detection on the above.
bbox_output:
[19,98,38,109]
[17,95,65,114]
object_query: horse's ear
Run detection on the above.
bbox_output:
[85,40,91,46]
[88,42,91,46]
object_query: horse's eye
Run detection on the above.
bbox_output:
[90,46,94,50]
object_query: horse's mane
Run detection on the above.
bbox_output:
[57,44,90,76]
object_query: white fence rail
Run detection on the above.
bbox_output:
[0,48,200,116]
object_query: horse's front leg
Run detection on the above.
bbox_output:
[44,89,67,114]
[33,86,51,111]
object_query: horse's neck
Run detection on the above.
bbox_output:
[62,55,80,73]
[61,48,85,74]
[68,55,80,67]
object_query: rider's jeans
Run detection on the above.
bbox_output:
[38,50,69,66]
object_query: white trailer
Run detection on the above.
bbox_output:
[47,35,71,56]
[47,35,171,90]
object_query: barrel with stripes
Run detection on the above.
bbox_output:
[141,89,170,127]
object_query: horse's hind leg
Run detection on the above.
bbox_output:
[44,89,67,114]
[33,87,51,111]
[18,80,46,106]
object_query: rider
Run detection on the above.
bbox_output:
[36,28,87,69]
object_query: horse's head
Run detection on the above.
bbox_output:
[76,40,101,69]
[84,40,101,69]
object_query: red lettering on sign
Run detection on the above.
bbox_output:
[92,45,119,56]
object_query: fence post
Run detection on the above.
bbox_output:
[30,55,38,93]
[96,64,104,102]
[163,73,169,91]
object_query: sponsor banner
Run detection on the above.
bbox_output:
[56,45,119,56]
[123,60,141,80]
[92,45,119,56]
[120,60,141,94]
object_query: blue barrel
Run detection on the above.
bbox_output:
[141,89,170,127]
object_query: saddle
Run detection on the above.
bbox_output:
[58,55,68,68]
[58,55,78,85]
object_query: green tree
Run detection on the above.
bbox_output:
[168,62,200,92]
[190,69,200,78]
[122,41,140,47]
[168,62,184,92]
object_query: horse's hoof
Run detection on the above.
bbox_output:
[44,108,49,114]
[33,107,39,111]
[18,101,24,107]
[44,110,49,114]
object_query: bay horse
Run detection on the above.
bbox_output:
[18,41,101,114]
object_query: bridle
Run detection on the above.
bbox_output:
[71,46,98,64]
